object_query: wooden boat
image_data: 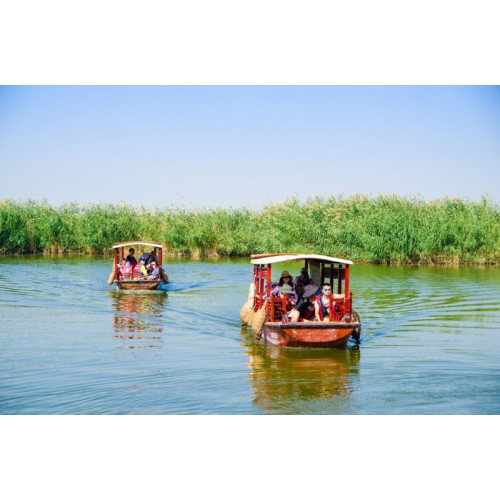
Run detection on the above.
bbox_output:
[241,253,361,348]
[107,241,169,290]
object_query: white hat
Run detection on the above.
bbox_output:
[280,284,294,294]
[303,284,318,297]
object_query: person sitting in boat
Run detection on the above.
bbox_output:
[290,281,305,308]
[117,258,132,281]
[293,268,313,289]
[132,257,148,280]
[141,248,158,267]
[262,282,279,300]
[146,260,160,281]
[287,284,317,322]
[278,271,293,288]
[263,283,294,308]
[314,284,333,322]
[126,248,137,266]
[277,283,295,310]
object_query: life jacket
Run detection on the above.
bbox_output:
[316,295,330,321]
[135,263,148,279]
[121,263,132,280]
[131,264,140,279]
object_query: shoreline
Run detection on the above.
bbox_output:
[1,196,498,266]
[0,251,497,267]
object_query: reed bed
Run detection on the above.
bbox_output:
[0,196,498,264]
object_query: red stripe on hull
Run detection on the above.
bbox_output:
[261,322,356,348]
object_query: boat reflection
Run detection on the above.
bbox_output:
[110,291,167,344]
[243,328,360,413]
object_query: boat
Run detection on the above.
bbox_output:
[107,241,169,290]
[241,253,361,348]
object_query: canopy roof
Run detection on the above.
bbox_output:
[112,241,163,249]
[250,253,353,265]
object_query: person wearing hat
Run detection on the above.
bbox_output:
[278,270,293,288]
[132,257,148,280]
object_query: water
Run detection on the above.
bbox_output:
[0,256,499,414]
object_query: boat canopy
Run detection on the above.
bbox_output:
[112,241,163,249]
[251,253,353,266]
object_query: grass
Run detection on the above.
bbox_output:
[0,196,498,264]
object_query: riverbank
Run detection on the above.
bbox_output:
[1,196,498,265]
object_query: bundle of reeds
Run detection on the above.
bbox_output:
[251,299,268,339]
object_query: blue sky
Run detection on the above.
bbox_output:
[0,85,499,209]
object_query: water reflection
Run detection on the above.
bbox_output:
[243,329,360,414]
[110,291,167,342]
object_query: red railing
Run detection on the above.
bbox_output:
[328,294,352,321]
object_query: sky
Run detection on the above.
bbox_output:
[1,85,499,209]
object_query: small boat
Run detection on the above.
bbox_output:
[241,253,361,348]
[107,241,169,291]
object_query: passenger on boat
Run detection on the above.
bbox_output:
[126,248,137,266]
[294,268,313,289]
[290,281,305,307]
[146,260,160,281]
[132,257,149,280]
[278,284,295,310]
[147,249,159,267]
[315,284,332,322]
[117,258,132,281]
[262,283,279,300]
[264,282,293,302]
[287,284,317,322]
[278,271,293,288]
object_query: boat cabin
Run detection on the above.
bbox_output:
[250,253,354,322]
[112,241,164,269]
[109,241,167,290]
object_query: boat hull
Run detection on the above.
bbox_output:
[261,322,359,348]
[114,280,160,291]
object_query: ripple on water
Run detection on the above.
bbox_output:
[1,257,499,414]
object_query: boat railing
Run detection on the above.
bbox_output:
[255,290,354,322]
[328,294,352,321]
[267,296,287,322]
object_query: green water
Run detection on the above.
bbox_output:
[0,256,499,414]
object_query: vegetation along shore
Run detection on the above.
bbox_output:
[0,196,498,265]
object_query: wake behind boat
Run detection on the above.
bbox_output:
[240,253,361,348]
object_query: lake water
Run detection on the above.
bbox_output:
[0,256,499,414]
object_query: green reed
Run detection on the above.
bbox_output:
[0,196,498,264]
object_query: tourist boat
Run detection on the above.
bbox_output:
[241,254,361,348]
[107,241,169,290]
